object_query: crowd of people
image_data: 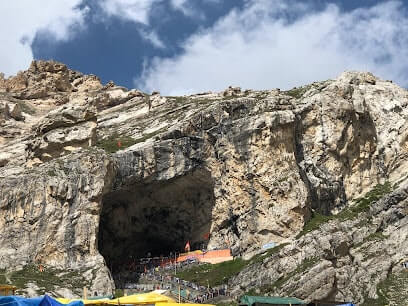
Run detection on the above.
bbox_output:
[189,287,230,303]
[113,257,199,289]
[112,257,229,303]
[142,271,229,303]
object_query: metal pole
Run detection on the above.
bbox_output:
[174,252,177,275]
[178,285,181,303]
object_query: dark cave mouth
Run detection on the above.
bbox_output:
[97,168,215,280]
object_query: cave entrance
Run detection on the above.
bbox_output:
[98,168,215,286]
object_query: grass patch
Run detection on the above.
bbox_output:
[249,243,289,265]
[174,244,290,287]
[133,131,163,144]
[297,181,395,238]
[0,269,7,284]
[96,135,138,153]
[365,231,388,243]
[167,96,190,104]
[353,231,388,250]
[3,265,90,295]
[175,259,247,287]
[362,270,408,306]
[96,130,164,153]
[351,181,393,214]
[296,213,332,238]
[175,244,290,288]
[284,85,312,99]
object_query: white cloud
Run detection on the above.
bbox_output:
[98,0,167,48]
[99,0,161,25]
[170,0,193,16]
[136,0,408,95]
[97,0,182,48]
[0,1,88,77]
[98,0,210,47]
[170,0,222,19]
[170,0,202,18]
[171,0,187,10]
[138,29,165,48]
[99,0,200,23]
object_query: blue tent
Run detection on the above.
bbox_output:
[0,295,83,306]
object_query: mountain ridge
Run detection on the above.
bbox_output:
[0,60,407,304]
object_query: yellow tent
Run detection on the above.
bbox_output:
[57,298,109,305]
[156,303,214,306]
[106,292,176,305]
[58,292,176,305]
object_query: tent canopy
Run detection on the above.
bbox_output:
[57,298,108,305]
[106,292,176,305]
[58,292,175,305]
[0,295,83,306]
[240,295,306,305]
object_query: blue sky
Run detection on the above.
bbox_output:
[1,0,408,95]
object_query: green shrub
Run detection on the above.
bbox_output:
[114,289,124,298]
[284,85,312,99]
[296,213,332,238]
[96,129,167,153]
[351,181,393,214]
[96,135,138,153]
[297,181,395,238]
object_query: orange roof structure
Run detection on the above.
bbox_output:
[177,249,233,264]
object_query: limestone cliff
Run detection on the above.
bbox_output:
[0,61,407,303]
[229,180,408,305]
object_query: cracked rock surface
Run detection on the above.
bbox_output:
[0,61,407,302]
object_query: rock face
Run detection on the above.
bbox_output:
[0,151,115,297]
[229,180,408,304]
[0,61,407,303]
[27,103,97,162]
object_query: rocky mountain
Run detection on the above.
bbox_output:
[0,61,407,304]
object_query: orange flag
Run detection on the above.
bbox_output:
[184,241,191,252]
